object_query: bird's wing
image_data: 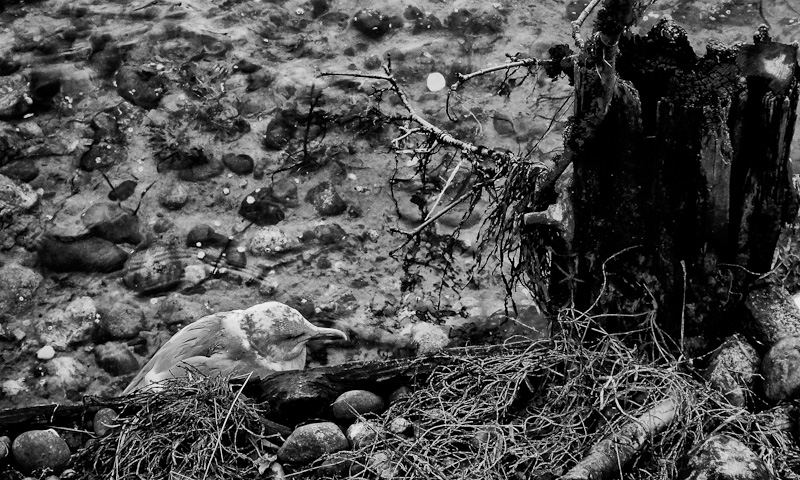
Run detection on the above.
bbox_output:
[122,312,235,394]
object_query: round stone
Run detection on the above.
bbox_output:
[12,429,71,473]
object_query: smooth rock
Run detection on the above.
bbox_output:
[36,345,55,360]
[81,203,143,245]
[388,417,412,435]
[0,173,39,218]
[300,223,346,244]
[97,300,146,340]
[122,247,185,295]
[346,420,385,449]
[222,153,254,175]
[678,434,770,480]
[492,112,516,136]
[332,390,385,421]
[186,224,229,249]
[0,263,42,315]
[108,180,137,201]
[703,334,760,407]
[177,158,225,182]
[158,182,189,210]
[249,227,298,255]
[409,322,450,354]
[277,422,348,465]
[36,306,96,351]
[269,179,300,207]
[12,429,71,474]
[305,181,347,216]
[93,408,118,437]
[262,109,298,150]
[156,295,210,326]
[239,189,286,226]
[0,160,39,182]
[352,9,390,38]
[94,342,139,375]
[34,235,128,273]
[762,336,800,402]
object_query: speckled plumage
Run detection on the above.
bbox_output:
[123,301,347,394]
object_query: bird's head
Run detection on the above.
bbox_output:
[239,301,348,363]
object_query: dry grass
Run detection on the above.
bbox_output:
[75,311,800,479]
[75,372,277,480]
[303,310,800,479]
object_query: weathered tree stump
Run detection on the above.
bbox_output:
[559,18,799,343]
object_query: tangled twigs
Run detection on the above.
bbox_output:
[449,57,543,91]
[321,67,543,173]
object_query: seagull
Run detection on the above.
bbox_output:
[123,301,347,394]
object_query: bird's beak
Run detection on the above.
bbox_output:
[309,326,348,341]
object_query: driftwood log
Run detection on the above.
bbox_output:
[0,341,544,436]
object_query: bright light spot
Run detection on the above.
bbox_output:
[428,72,447,92]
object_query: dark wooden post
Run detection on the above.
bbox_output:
[563,15,799,342]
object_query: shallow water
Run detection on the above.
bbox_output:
[0,0,798,409]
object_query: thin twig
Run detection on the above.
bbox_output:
[393,190,474,236]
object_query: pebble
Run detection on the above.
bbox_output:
[156,294,209,326]
[93,408,118,437]
[222,153,255,175]
[346,419,385,449]
[388,417,413,435]
[0,160,39,183]
[12,429,71,474]
[409,322,450,354]
[0,173,39,217]
[115,65,167,110]
[762,336,800,402]
[0,263,42,315]
[352,9,391,38]
[270,179,300,207]
[239,189,286,225]
[332,390,385,421]
[233,58,261,74]
[36,345,55,360]
[158,182,189,210]
[305,181,347,216]
[277,422,348,465]
[186,224,229,248]
[122,247,186,295]
[36,306,96,351]
[108,179,137,201]
[97,300,146,340]
[177,159,225,182]
[81,202,143,245]
[249,227,298,256]
[679,434,769,480]
[300,223,346,244]
[94,342,140,375]
[412,14,443,33]
[262,109,298,150]
[492,112,516,136]
[33,234,129,273]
